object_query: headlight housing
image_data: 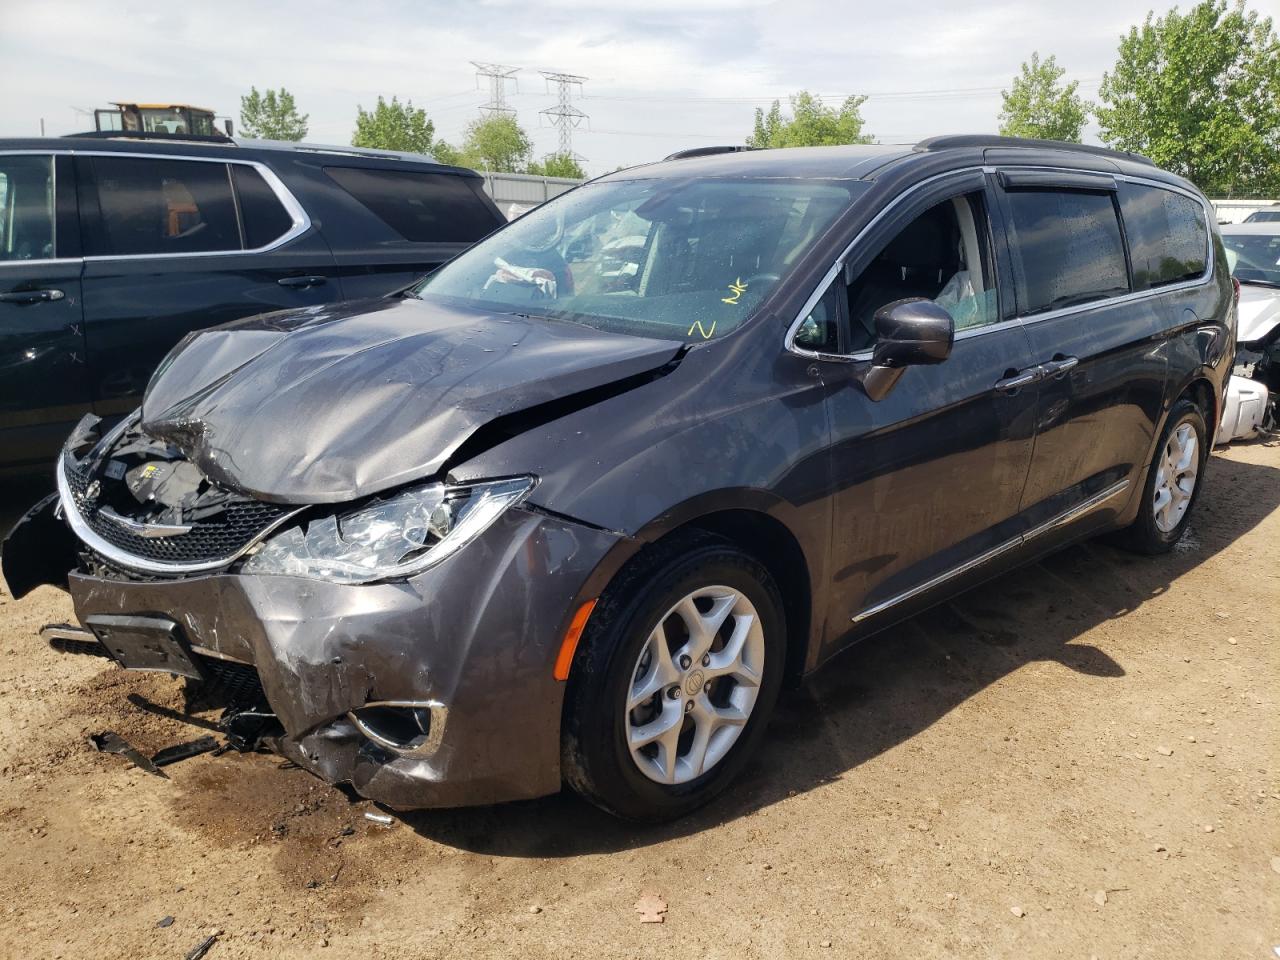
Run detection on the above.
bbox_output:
[241,477,535,583]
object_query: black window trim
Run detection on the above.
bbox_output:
[994,168,1213,325]
[0,149,309,265]
[997,177,1134,318]
[785,165,1216,363]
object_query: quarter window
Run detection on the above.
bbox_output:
[88,157,241,256]
[1119,183,1208,290]
[231,165,295,249]
[0,155,55,261]
[324,167,498,243]
[1003,188,1130,316]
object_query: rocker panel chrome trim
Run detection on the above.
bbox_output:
[851,479,1130,623]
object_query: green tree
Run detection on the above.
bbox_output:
[746,92,873,148]
[1096,1,1280,196]
[527,153,586,179]
[457,115,534,172]
[352,96,439,155]
[998,53,1089,142]
[239,86,308,141]
[431,141,463,166]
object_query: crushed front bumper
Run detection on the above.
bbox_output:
[56,505,624,808]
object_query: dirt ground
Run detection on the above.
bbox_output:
[0,442,1277,960]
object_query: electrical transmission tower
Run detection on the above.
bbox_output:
[540,71,588,158]
[471,62,521,118]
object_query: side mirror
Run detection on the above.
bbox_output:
[857,298,955,401]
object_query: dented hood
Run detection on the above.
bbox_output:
[139,297,683,503]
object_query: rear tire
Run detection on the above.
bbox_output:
[1115,397,1208,555]
[561,531,786,822]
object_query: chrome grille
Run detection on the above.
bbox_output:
[63,454,293,568]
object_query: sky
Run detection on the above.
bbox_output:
[1,0,1201,176]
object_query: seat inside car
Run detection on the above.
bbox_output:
[848,202,959,347]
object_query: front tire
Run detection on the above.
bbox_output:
[1116,397,1208,554]
[561,532,786,822]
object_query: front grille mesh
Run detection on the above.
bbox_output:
[65,456,292,567]
[195,654,267,706]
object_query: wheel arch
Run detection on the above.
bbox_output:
[1181,376,1219,432]
[573,492,820,688]
[677,509,814,686]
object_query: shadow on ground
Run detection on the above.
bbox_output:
[397,450,1280,855]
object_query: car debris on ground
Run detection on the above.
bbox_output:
[88,731,167,778]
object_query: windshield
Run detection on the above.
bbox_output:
[414,177,861,340]
[1223,232,1280,287]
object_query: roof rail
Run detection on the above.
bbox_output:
[664,145,756,161]
[914,134,1155,167]
[63,130,236,145]
[233,138,436,164]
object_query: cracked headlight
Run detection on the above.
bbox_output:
[241,477,535,583]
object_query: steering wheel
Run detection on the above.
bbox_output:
[742,273,780,288]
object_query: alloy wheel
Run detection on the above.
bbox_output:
[1152,421,1199,533]
[624,585,765,784]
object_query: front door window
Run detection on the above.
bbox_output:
[846,192,999,350]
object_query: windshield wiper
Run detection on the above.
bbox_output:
[1237,277,1280,289]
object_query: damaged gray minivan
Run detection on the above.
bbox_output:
[2,136,1233,821]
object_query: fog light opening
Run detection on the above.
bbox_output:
[348,701,442,757]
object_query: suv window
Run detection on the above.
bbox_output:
[840,192,998,352]
[0,155,55,261]
[1004,188,1129,315]
[88,156,241,256]
[231,164,294,249]
[324,167,497,243]
[1119,183,1207,290]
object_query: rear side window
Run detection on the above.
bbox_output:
[324,167,497,243]
[0,154,54,261]
[1004,189,1130,316]
[88,157,241,256]
[1119,183,1208,290]
[231,164,295,249]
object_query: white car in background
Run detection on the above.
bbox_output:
[1218,223,1280,443]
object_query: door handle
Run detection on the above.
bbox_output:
[1040,356,1079,378]
[0,288,64,304]
[277,275,327,289]
[994,366,1044,393]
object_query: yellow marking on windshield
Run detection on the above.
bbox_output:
[721,277,748,305]
[688,320,717,339]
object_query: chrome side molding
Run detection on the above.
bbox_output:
[851,479,1130,623]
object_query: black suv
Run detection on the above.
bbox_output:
[4,136,1234,821]
[0,135,504,472]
